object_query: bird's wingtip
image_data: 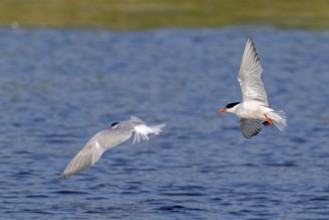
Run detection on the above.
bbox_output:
[60,172,69,179]
[60,168,74,178]
[129,116,145,123]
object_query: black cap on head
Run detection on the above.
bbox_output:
[110,122,119,128]
[225,102,240,109]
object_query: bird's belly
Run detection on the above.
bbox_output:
[237,103,269,119]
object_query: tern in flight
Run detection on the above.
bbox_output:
[217,38,286,138]
[61,116,166,177]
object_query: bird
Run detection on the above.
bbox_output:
[61,116,166,178]
[217,38,286,138]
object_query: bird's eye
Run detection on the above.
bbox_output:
[110,122,119,129]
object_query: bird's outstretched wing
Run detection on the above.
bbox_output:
[61,130,132,178]
[240,118,263,139]
[238,38,268,106]
[61,138,103,178]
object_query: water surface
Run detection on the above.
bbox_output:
[0,27,328,219]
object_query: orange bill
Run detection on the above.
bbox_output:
[216,108,227,114]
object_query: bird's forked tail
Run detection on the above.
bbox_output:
[267,110,287,132]
[133,123,166,144]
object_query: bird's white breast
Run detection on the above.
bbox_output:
[236,101,271,119]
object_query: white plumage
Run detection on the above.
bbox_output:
[133,123,166,144]
[217,38,287,138]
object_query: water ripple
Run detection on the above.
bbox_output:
[0,27,328,219]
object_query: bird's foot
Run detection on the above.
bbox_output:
[264,114,273,126]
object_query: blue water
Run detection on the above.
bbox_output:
[0,26,328,219]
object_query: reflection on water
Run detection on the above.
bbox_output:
[0,27,328,219]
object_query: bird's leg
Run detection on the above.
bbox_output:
[264,114,273,126]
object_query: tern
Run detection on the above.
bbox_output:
[61,116,166,178]
[217,38,286,138]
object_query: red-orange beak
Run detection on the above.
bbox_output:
[216,108,227,114]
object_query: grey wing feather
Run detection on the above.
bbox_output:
[61,139,103,178]
[238,38,268,106]
[129,116,145,125]
[61,129,133,178]
[96,129,133,150]
[240,118,263,139]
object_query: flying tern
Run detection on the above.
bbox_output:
[217,38,286,138]
[61,116,166,177]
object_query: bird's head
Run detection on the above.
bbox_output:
[217,102,240,114]
[109,122,119,130]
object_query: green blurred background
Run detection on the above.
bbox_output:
[0,0,328,29]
